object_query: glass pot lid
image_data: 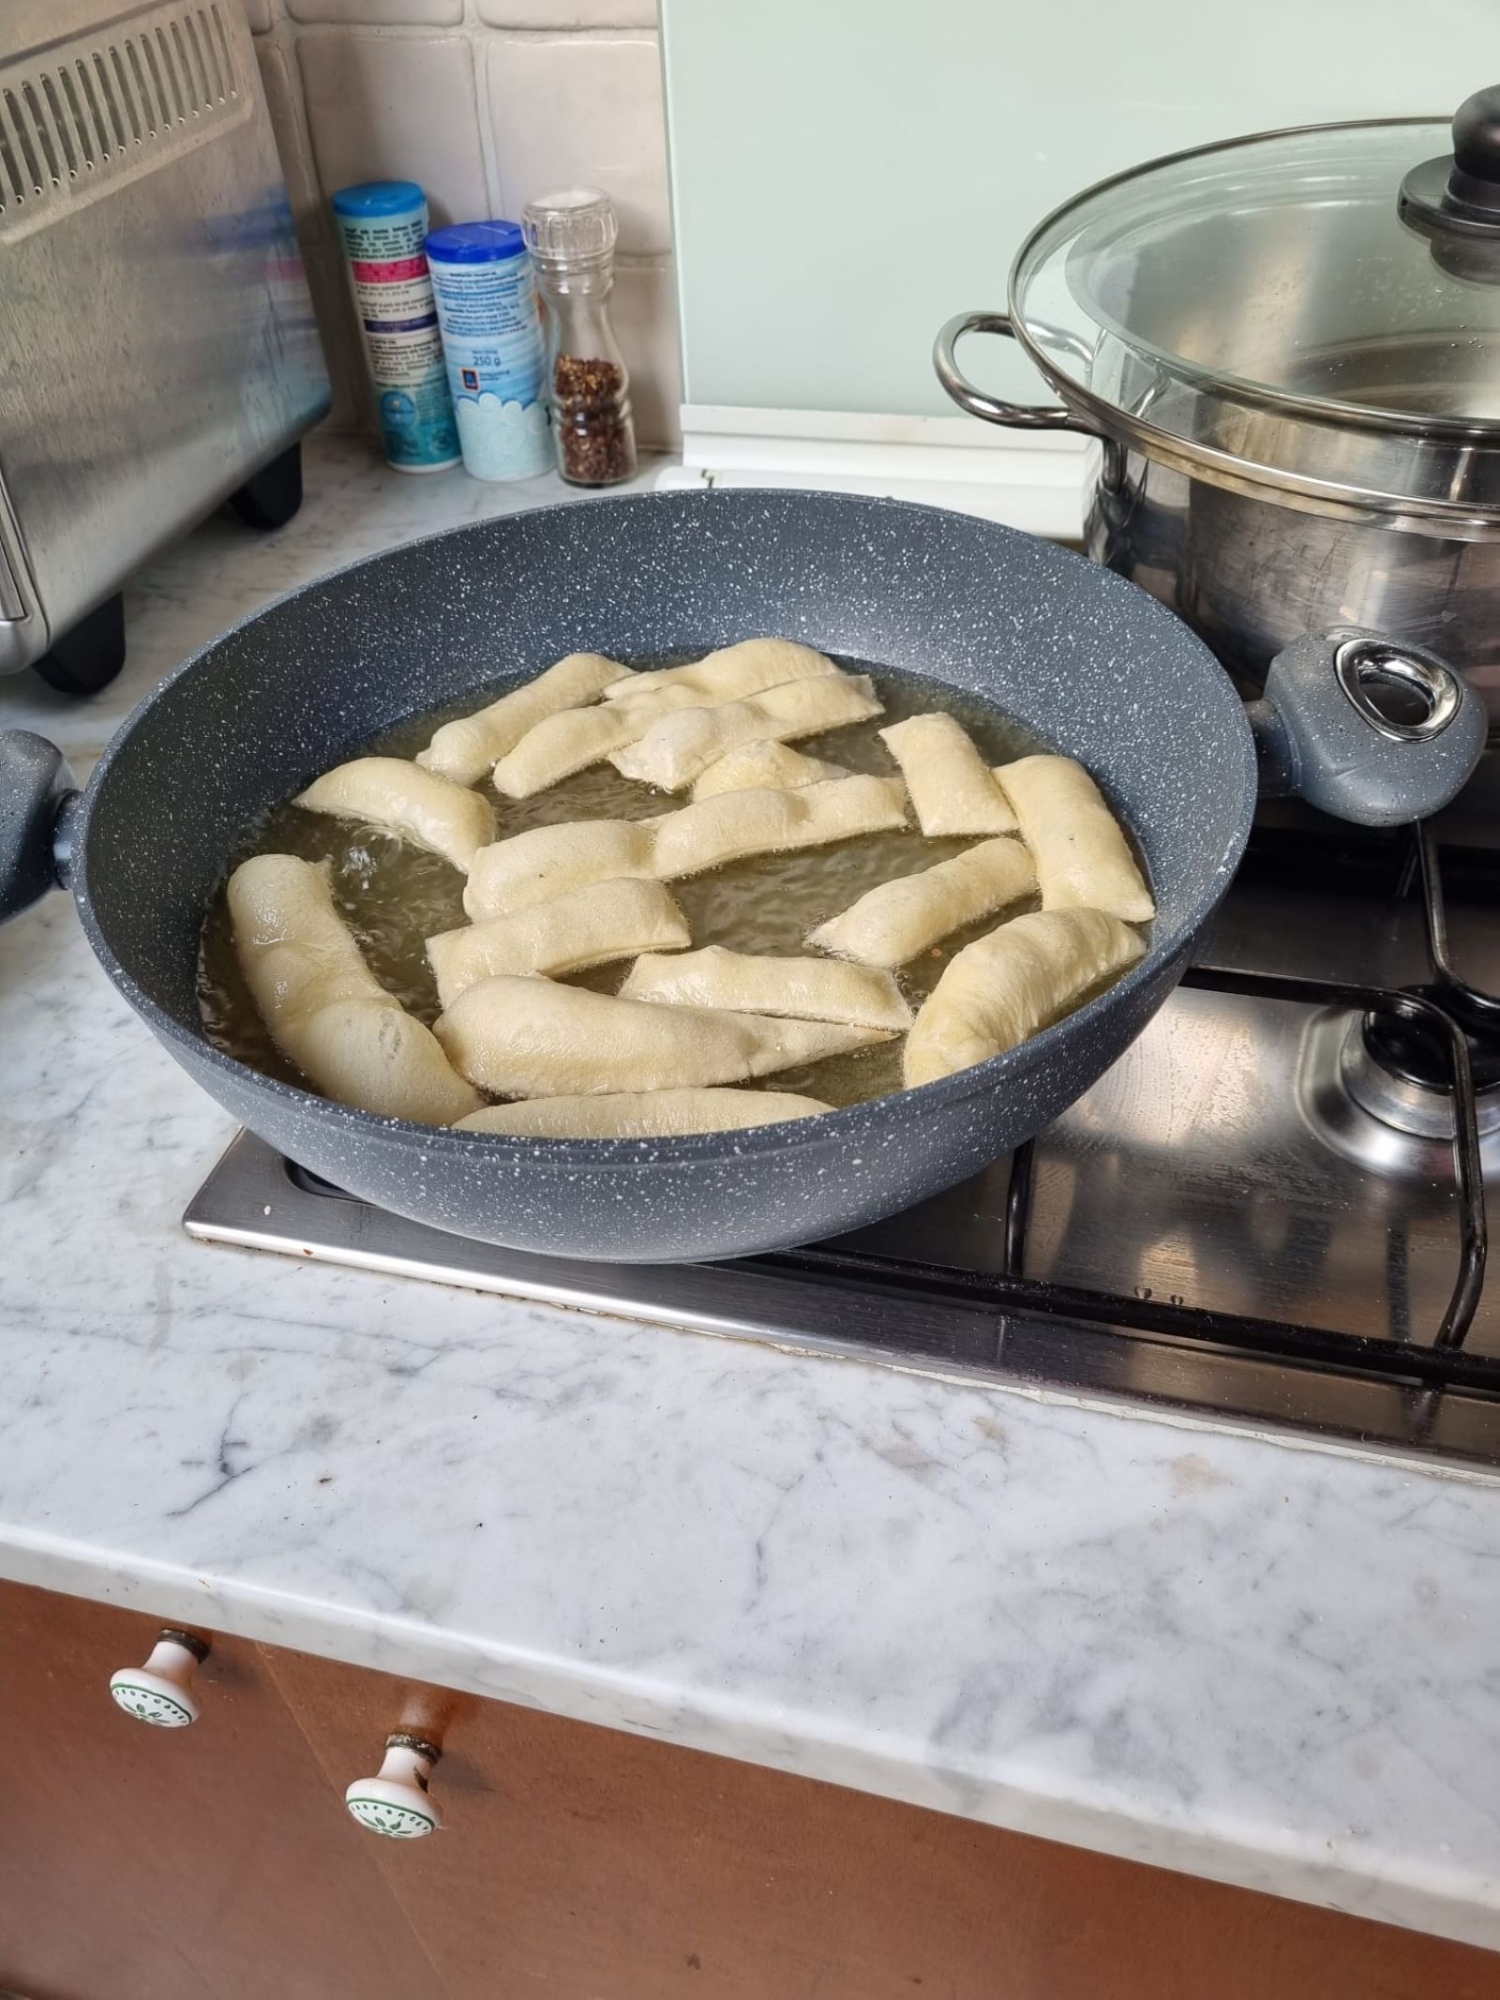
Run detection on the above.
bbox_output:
[1007,102,1500,522]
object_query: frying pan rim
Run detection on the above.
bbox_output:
[71,487,1255,1169]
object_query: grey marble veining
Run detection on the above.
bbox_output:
[3,436,1500,1954]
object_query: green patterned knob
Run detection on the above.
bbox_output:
[109,1631,209,1727]
[346,1734,442,1838]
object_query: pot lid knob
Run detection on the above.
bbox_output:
[1451,87,1500,213]
[1400,85,1500,242]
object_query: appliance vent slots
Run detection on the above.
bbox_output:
[0,3,241,220]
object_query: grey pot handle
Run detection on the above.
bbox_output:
[1,729,79,922]
[1246,630,1485,826]
[933,312,1094,431]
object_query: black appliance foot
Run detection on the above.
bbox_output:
[32,591,126,697]
[228,441,304,531]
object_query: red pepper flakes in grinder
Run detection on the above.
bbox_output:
[522,188,638,488]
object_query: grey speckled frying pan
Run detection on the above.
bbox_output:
[0,490,1485,1261]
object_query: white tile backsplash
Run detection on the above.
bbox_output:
[297,33,489,226]
[253,13,678,445]
[287,0,463,22]
[614,260,681,448]
[486,34,670,256]
[478,0,657,24]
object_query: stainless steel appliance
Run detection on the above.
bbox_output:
[0,0,329,691]
[935,94,1500,724]
[188,820,1500,1472]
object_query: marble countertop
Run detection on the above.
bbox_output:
[3,436,1500,1953]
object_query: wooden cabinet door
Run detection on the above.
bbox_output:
[0,1579,443,2000]
[263,1643,1499,2000]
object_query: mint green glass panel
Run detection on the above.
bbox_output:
[660,0,1495,416]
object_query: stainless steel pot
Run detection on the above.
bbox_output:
[936,95,1500,718]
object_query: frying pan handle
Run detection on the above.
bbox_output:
[1245,630,1485,826]
[1,729,79,923]
[933,313,1095,431]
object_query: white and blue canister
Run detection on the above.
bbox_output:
[425,221,552,482]
[332,181,460,474]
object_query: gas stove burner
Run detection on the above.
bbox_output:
[1348,1006,1500,1140]
[1300,1008,1500,1172]
[1361,983,1500,1105]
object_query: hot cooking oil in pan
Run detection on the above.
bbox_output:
[198,661,1140,1111]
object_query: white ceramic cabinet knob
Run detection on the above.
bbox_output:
[109,1629,210,1727]
[346,1733,443,1838]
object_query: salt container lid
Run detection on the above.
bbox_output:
[332,181,427,218]
[426,220,528,265]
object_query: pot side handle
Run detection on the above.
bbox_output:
[1245,630,1486,827]
[1,729,79,923]
[933,313,1094,431]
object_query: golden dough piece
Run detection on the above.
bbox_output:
[611,675,882,791]
[229,852,387,1025]
[491,683,705,798]
[995,755,1156,921]
[464,819,661,921]
[287,1001,485,1125]
[603,637,839,704]
[417,653,627,786]
[228,854,481,1123]
[651,774,908,880]
[435,975,890,1098]
[294,756,496,874]
[427,878,690,1008]
[690,739,848,801]
[878,713,1017,836]
[454,1088,833,1139]
[808,837,1036,969]
[904,908,1145,1087]
[620,945,911,1032]
[465,773,904,920]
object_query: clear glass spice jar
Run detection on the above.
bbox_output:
[521,187,638,488]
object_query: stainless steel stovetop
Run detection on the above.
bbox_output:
[186,818,1500,1471]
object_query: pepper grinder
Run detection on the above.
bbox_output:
[522,188,638,488]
